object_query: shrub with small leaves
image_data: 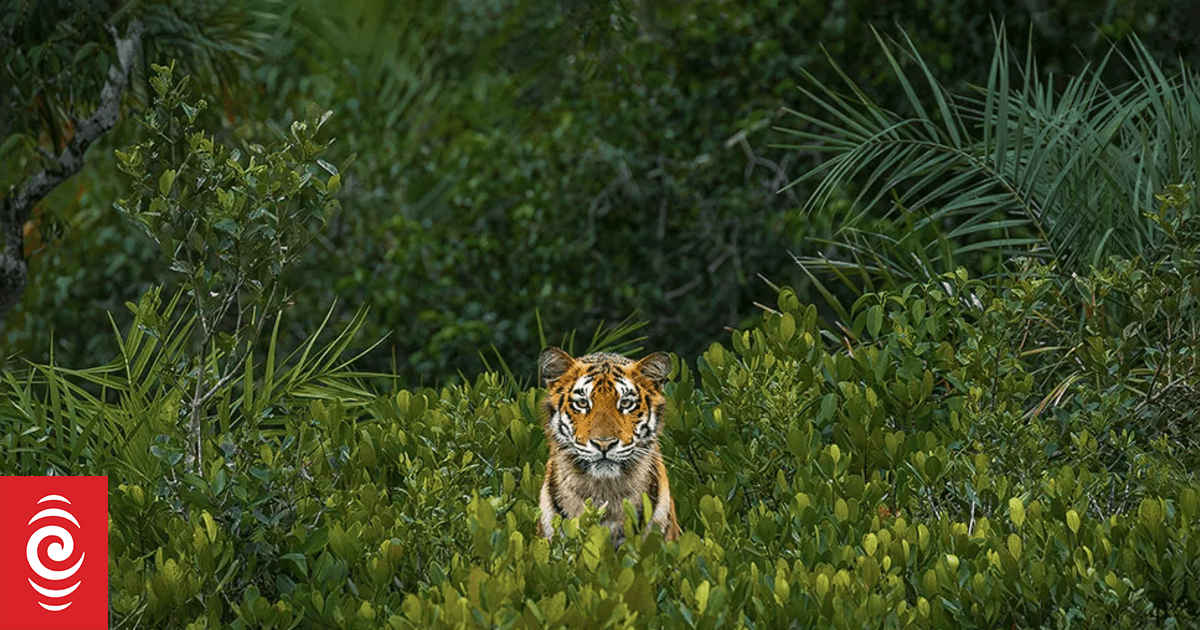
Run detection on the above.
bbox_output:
[5,203,1200,629]
[112,63,349,472]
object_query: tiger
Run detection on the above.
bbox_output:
[535,347,681,545]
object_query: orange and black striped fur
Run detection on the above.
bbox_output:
[536,347,681,544]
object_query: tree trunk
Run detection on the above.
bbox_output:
[0,21,143,325]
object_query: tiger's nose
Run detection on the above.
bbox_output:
[591,438,618,453]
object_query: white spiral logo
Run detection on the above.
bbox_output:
[26,494,85,612]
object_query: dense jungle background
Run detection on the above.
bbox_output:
[6,0,1198,384]
[3,0,1200,628]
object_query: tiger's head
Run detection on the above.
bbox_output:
[539,347,673,479]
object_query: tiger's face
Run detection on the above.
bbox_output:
[539,348,673,479]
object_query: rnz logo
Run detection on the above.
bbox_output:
[27,494,87,611]
[0,476,108,630]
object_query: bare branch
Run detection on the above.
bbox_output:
[0,20,143,324]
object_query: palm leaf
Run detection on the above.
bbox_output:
[778,27,1200,296]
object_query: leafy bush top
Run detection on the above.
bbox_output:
[4,241,1199,627]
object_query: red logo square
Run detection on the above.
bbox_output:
[0,477,108,630]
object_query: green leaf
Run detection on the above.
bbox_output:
[73,41,98,64]
[409,393,427,419]
[201,511,218,542]
[818,393,836,424]
[863,532,878,556]
[280,553,308,577]
[180,101,198,122]
[834,498,848,522]
[1180,488,1198,522]
[1009,497,1025,529]
[159,169,176,196]
[779,312,795,342]
[1138,498,1164,528]
[694,580,710,614]
[213,218,239,234]
[911,298,926,324]
[1007,533,1022,560]
[866,304,883,338]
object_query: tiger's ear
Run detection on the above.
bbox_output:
[634,352,673,388]
[539,347,576,386]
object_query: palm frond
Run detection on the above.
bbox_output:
[0,288,380,475]
[778,27,1200,291]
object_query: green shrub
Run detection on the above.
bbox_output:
[4,241,1200,627]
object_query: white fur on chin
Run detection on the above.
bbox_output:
[589,461,624,479]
